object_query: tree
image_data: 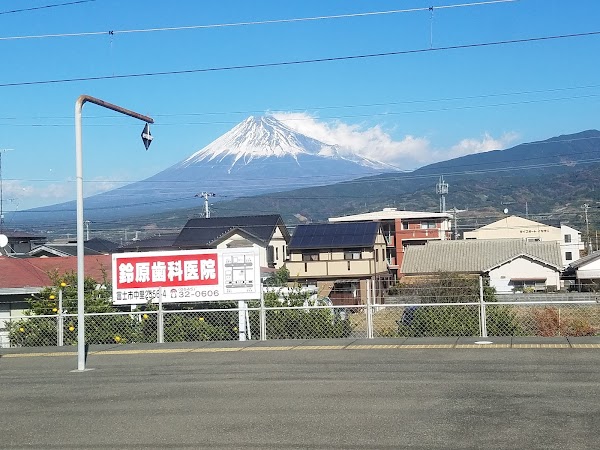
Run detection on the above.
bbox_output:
[393,273,523,337]
[9,269,139,346]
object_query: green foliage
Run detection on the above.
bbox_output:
[264,266,290,287]
[9,269,124,347]
[258,285,352,339]
[163,314,230,342]
[394,273,524,337]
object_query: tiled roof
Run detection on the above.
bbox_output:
[175,215,288,248]
[0,255,112,289]
[401,239,563,274]
[289,222,379,250]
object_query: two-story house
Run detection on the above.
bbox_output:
[118,215,290,273]
[286,222,391,305]
[329,208,453,278]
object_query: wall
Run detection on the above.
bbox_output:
[576,257,600,280]
[488,256,561,294]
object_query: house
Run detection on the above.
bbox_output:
[0,255,111,347]
[463,215,583,267]
[118,215,290,272]
[329,208,453,278]
[400,239,563,293]
[563,250,600,291]
[0,230,47,256]
[118,233,180,253]
[286,222,391,305]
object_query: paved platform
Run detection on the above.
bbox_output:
[1,339,599,449]
[2,336,600,359]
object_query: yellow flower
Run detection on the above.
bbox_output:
[68,325,75,332]
[198,317,204,322]
[49,294,55,300]
[19,327,25,333]
[143,314,149,320]
[52,308,58,313]
[114,336,122,343]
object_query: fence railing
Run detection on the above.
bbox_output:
[2,300,599,348]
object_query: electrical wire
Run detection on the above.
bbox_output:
[0,0,95,16]
[0,0,519,41]
[2,30,599,88]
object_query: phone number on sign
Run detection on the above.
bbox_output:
[166,287,220,300]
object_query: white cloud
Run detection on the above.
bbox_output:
[272,112,518,169]
[2,177,126,210]
[446,132,520,159]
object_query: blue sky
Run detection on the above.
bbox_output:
[0,0,599,211]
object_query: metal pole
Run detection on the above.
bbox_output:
[157,289,164,344]
[58,288,64,347]
[75,95,153,372]
[366,279,373,339]
[259,285,266,341]
[238,300,246,341]
[75,98,86,371]
[479,276,487,337]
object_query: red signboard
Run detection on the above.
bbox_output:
[115,252,219,289]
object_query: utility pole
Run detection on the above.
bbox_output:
[583,203,592,253]
[436,176,448,213]
[450,207,467,240]
[84,220,91,241]
[195,192,216,218]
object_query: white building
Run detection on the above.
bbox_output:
[463,215,583,267]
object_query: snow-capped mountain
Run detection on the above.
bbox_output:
[179,115,397,171]
[15,115,399,224]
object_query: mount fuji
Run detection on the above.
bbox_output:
[14,115,399,225]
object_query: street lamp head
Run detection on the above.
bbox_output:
[141,123,153,150]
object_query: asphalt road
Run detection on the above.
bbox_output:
[1,342,599,449]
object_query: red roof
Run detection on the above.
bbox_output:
[0,255,112,289]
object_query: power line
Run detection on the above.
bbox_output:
[2,30,599,88]
[3,91,600,127]
[3,82,599,122]
[0,0,518,41]
[0,0,95,16]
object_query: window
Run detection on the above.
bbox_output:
[302,252,319,262]
[420,221,436,229]
[275,247,279,260]
[375,249,379,262]
[566,251,573,261]
[344,250,361,260]
[564,234,572,243]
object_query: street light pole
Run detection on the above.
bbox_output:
[75,95,153,372]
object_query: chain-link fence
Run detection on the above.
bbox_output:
[3,300,599,348]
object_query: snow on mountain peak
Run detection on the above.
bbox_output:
[181,115,340,168]
[179,115,399,171]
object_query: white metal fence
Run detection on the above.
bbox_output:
[3,300,600,348]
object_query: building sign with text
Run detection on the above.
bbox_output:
[112,248,260,305]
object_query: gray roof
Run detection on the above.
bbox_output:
[175,215,289,248]
[401,239,563,274]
